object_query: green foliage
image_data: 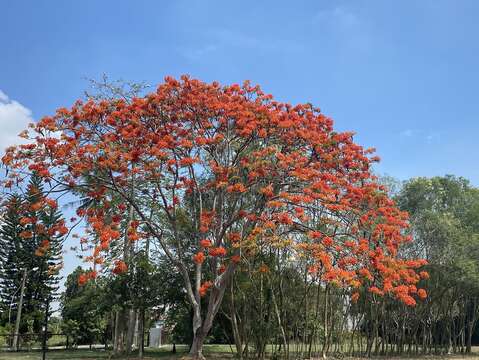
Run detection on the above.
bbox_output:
[60,267,107,346]
[397,175,479,282]
[0,194,24,323]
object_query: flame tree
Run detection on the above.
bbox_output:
[1,76,426,359]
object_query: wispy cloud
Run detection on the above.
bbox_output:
[399,129,441,144]
[178,28,304,61]
[0,90,34,152]
[400,129,415,137]
[312,6,360,29]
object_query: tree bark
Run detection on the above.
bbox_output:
[271,278,288,360]
[138,308,145,358]
[229,282,243,359]
[125,308,137,354]
[187,271,233,359]
[466,298,477,353]
[12,268,27,351]
[322,285,330,359]
[113,310,126,354]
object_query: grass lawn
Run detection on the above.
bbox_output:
[0,345,236,359]
[2,345,479,360]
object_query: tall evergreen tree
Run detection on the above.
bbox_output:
[0,174,65,333]
[0,194,25,325]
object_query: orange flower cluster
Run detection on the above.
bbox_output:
[20,217,36,225]
[78,270,97,286]
[112,260,128,274]
[78,273,88,286]
[209,247,227,257]
[199,281,213,297]
[199,239,212,248]
[193,251,205,264]
[218,264,226,274]
[227,232,241,243]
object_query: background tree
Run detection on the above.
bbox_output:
[60,267,107,347]
[395,176,479,354]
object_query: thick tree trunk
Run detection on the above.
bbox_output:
[125,308,137,354]
[188,306,218,359]
[113,310,126,354]
[189,331,206,360]
[187,277,232,359]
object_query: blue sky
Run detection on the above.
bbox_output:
[1,0,479,301]
[2,0,479,184]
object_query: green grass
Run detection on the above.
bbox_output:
[2,345,479,360]
[0,349,109,360]
[0,345,235,359]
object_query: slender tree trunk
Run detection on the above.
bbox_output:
[271,280,288,360]
[118,204,134,354]
[309,282,322,358]
[466,298,477,354]
[12,268,27,351]
[229,283,243,359]
[322,285,330,359]
[138,308,145,358]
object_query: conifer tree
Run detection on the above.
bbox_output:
[0,194,25,324]
[0,173,65,332]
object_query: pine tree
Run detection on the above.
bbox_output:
[0,174,65,332]
[0,194,26,325]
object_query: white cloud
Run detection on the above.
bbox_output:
[400,129,415,137]
[0,90,34,153]
[399,129,441,144]
[0,90,9,103]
